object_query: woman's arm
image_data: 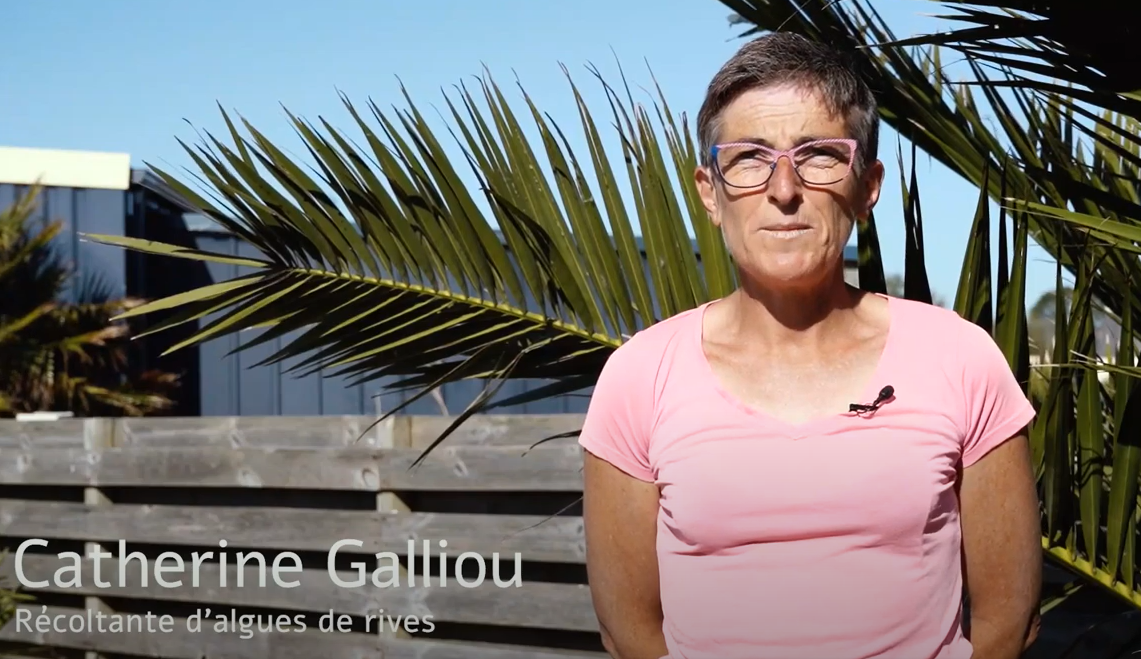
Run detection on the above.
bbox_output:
[583,450,669,659]
[960,431,1042,659]
[954,321,1042,658]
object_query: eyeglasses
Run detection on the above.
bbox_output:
[710,138,858,188]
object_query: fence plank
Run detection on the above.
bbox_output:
[0,419,89,449]
[408,415,585,449]
[4,555,598,632]
[0,414,590,450]
[116,416,395,448]
[0,605,604,659]
[0,445,584,491]
[384,445,583,491]
[381,638,606,659]
[0,500,586,563]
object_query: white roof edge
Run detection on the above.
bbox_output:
[0,146,131,191]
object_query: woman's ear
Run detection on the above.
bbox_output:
[859,159,885,219]
[695,165,720,226]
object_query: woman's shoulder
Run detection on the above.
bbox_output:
[608,303,707,360]
[590,304,709,403]
[887,295,1013,379]
[888,295,988,343]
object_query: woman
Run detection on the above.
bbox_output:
[578,32,1041,659]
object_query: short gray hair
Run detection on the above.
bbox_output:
[696,32,879,172]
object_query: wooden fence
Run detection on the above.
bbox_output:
[0,414,603,659]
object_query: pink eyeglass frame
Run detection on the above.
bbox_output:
[710,137,859,188]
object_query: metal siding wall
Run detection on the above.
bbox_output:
[0,183,126,303]
[193,235,242,416]
[74,188,128,300]
[233,240,283,415]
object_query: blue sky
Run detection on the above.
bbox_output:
[2,0,1059,306]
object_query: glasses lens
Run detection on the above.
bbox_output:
[793,141,854,185]
[715,141,854,187]
[715,144,775,188]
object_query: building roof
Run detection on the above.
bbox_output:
[0,146,131,190]
[131,168,200,213]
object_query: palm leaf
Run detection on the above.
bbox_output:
[85,66,735,460]
[877,2,1141,99]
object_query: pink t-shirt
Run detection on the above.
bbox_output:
[578,295,1036,659]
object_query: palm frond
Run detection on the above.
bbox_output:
[87,65,736,430]
[878,1,1141,99]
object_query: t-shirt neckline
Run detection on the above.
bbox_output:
[690,293,899,437]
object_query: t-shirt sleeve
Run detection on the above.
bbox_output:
[577,339,656,482]
[958,320,1037,468]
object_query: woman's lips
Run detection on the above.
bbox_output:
[760,224,812,238]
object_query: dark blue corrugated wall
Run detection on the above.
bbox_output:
[0,183,128,303]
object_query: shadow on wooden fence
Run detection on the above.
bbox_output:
[0,414,602,659]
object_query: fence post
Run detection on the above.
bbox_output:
[82,417,117,659]
[373,404,411,640]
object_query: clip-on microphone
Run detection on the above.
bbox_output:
[849,385,894,415]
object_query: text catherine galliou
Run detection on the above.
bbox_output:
[14,538,523,589]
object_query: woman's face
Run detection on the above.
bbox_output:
[696,84,883,291]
